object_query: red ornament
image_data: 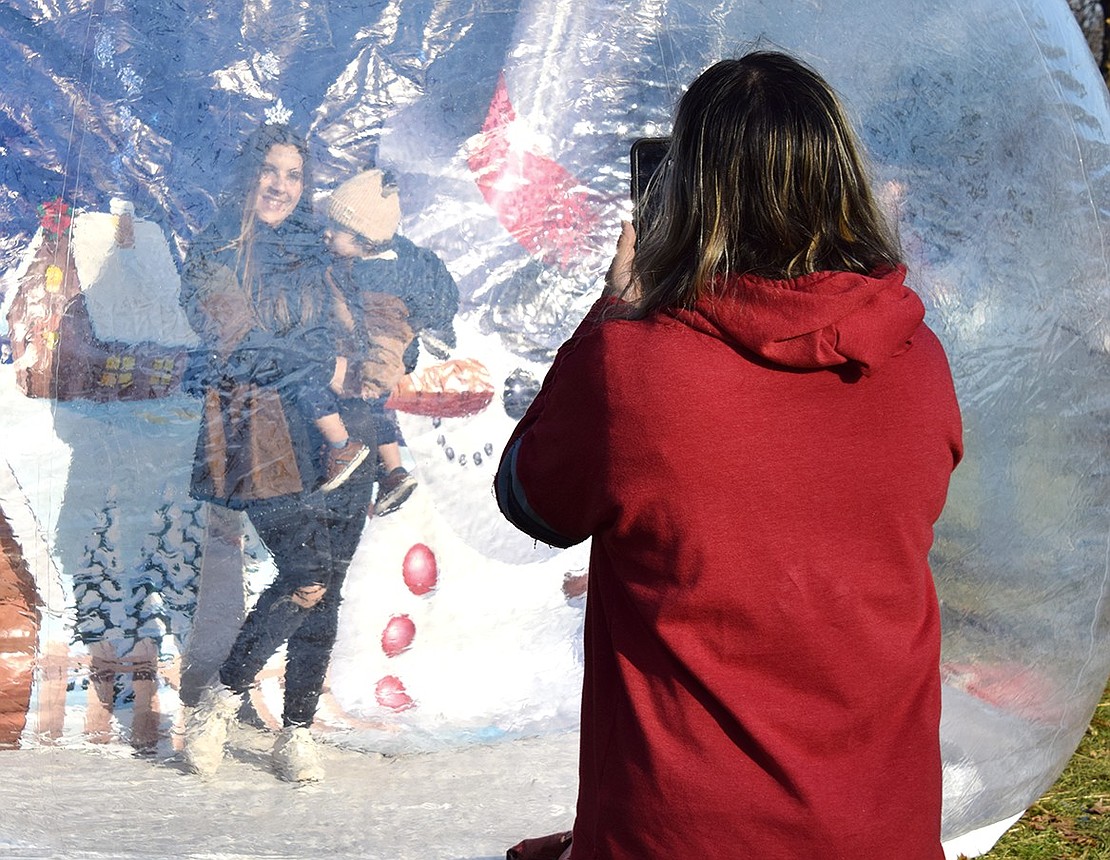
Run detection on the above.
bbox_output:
[375,675,415,711]
[402,543,438,595]
[381,614,416,657]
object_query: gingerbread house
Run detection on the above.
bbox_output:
[6,198,198,402]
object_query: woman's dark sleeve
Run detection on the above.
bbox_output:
[222,322,335,394]
[178,240,208,340]
[423,252,459,338]
[179,229,259,360]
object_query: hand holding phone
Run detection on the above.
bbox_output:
[603,221,637,299]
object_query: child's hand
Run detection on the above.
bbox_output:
[359,347,406,400]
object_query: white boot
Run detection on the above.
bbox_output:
[183,681,240,777]
[272,726,324,783]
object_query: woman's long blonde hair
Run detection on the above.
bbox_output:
[632,51,902,315]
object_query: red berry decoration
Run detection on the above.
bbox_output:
[381,614,416,657]
[402,543,438,595]
[375,675,415,711]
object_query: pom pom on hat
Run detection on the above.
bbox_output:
[327,169,401,245]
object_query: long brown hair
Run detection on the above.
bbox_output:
[632,51,902,316]
[228,124,320,333]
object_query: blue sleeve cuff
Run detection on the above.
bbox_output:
[494,438,582,548]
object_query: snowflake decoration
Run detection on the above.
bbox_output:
[265,98,293,126]
[119,65,143,96]
[256,51,281,80]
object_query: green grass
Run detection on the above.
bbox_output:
[978,680,1110,859]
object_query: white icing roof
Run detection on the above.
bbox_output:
[70,211,198,348]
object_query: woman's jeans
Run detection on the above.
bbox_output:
[218,465,375,727]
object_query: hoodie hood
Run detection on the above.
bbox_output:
[669,265,925,375]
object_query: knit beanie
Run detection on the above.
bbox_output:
[327,169,401,245]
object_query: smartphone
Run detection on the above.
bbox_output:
[630,137,670,237]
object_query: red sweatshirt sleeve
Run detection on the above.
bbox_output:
[495,299,620,545]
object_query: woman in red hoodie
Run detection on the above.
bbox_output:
[496,51,963,859]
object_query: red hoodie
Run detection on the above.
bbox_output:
[496,266,963,860]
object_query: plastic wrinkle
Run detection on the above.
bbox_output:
[0,0,1106,854]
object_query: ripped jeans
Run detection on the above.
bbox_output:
[218,464,376,727]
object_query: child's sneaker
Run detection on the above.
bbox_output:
[320,440,371,493]
[375,467,418,516]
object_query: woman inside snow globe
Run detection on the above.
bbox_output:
[178,122,377,783]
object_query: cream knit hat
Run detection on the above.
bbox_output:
[327,169,401,245]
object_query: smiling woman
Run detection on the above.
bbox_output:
[254,144,305,227]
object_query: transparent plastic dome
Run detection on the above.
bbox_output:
[0,0,1107,853]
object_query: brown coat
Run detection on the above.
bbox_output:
[182,219,330,506]
[196,381,305,503]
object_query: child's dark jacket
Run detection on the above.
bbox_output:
[327,235,459,399]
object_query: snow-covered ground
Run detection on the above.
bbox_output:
[0,727,580,860]
[0,726,1018,860]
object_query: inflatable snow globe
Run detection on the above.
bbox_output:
[0,0,1107,856]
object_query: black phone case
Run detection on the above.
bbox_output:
[630,137,670,235]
